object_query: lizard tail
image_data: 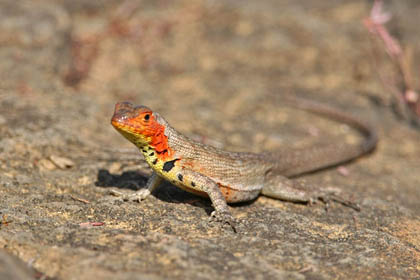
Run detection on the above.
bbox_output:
[284,96,378,153]
[272,96,378,177]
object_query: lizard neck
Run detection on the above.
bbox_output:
[139,115,175,164]
[139,144,162,170]
[139,129,178,176]
[149,126,172,160]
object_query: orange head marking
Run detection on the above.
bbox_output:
[111,102,172,159]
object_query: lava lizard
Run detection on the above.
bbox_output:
[110,97,377,231]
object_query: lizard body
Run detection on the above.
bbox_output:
[111,98,377,229]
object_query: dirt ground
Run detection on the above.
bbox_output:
[0,0,419,279]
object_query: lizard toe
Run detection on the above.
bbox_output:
[126,189,151,202]
[314,191,360,211]
[209,211,238,233]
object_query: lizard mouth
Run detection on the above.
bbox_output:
[111,102,154,147]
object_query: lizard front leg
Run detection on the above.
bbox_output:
[261,173,360,211]
[177,169,237,231]
[110,171,163,202]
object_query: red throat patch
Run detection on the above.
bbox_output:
[150,121,173,161]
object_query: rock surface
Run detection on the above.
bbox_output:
[0,0,419,279]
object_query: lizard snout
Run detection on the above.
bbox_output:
[111,102,136,124]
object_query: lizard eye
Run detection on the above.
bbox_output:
[144,114,150,121]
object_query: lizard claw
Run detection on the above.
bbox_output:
[209,211,238,233]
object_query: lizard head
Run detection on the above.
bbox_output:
[111,102,158,147]
[111,102,172,159]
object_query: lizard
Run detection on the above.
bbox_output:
[110,97,377,231]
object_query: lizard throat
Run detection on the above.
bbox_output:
[112,115,173,161]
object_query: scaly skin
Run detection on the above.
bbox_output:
[110,99,377,230]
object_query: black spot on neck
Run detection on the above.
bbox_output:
[177,174,183,182]
[162,159,178,172]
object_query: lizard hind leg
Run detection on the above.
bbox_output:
[261,174,360,211]
[261,174,315,203]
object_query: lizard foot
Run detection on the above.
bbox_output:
[311,189,360,211]
[320,193,360,211]
[209,211,237,233]
[109,189,151,202]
